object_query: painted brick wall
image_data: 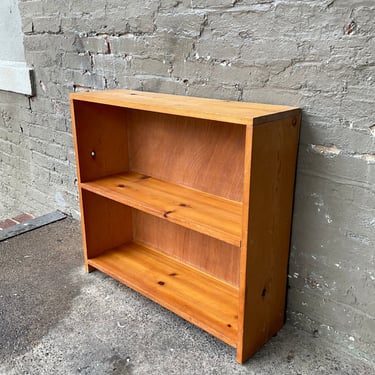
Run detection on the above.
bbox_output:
[0,0,374,361]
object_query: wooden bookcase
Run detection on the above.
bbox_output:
[70,89,301,363]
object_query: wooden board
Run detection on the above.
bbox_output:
[80,190,133,260]
[237,115,301,363]
[133,211,240,287]
[88,242,239,346]
[81,172,242,246]
[71,100,129,183]
[127,109,245,202]
[70,89,299,125]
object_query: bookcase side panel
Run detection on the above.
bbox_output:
[81,190,133,261]
[72,101,129,182]
[127,110,246,202]
[237,112,301,363]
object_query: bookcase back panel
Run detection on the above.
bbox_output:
[72,101,129,182]
[132,210,240,287]
[126,110,246,202]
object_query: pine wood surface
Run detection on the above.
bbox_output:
[127,109,245,201]
[70,89,299,125]
[133,211,240,287]
[88,242,239,346]
[80,189,133,260]
[71,100,129,183]
[81,172,242,246]
[237,116,301,363]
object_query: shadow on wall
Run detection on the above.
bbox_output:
[286,111,375,357]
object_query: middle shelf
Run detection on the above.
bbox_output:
[81,172,243,246]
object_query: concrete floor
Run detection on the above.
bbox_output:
[0,217,374,375]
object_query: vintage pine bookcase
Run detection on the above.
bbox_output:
[70,89,301,363]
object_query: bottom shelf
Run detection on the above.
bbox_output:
[88,242,239,346]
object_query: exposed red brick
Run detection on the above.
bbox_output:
[0,219,17,229]
[12,213,34,224]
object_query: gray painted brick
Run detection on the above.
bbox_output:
[32,16,61,33]
[194,36,241,62]
[191,0,237,9]
[160,0,185,11]
[141,77,186,95]
[156,12,206,38]
[18,0,43,16]
[130,56,173,77]
[109,35,151,57]
[62,53,92,73]
[146,32,195,58]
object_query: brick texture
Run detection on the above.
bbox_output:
[12,213,34,223]
[0,0,374,362]
[0,219,17,230]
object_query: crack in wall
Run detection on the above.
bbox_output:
[310,144,341,157]
[309,144,375,164]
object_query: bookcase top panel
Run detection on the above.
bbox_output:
[70,89,299,125]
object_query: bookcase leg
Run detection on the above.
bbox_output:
[236,349,246,364]
[85,263,95,273]
[236,344,254,364]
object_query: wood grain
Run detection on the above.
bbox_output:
[133,211,240,287]
[81,172,242,246]
[70,89,299,125]
[236,114,301,363]
[80,190,133,260]
[88,242,239,346]
[127,109,245,201]
[71,100,128,183]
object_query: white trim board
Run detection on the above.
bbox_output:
[0,60,34,96]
